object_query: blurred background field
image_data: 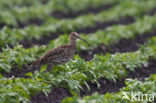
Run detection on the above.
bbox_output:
[0,0,156,103]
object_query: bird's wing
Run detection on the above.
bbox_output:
[40,45,71,64]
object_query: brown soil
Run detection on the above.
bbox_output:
[0,47,2,52]
[30,87,72,103]
[18,19,44,28]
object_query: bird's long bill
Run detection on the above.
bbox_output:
[77,36,90,46]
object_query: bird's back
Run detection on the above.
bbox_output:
[31,44,75,66]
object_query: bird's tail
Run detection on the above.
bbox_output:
[30,59,42,68]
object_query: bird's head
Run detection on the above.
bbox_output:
[70,32,90,46]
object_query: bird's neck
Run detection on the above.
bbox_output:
[70,38,76,50]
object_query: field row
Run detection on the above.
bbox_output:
[0,37,156,103]
[1,14,156,73]
[62,74,156,103]
[30,59,156,103]
[0,0,156,47]
[0,0,117,27]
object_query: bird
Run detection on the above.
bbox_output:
[30,32,90,68]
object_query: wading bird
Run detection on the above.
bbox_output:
[30,32,90,67]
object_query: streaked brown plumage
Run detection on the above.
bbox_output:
[30,32,90,67]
